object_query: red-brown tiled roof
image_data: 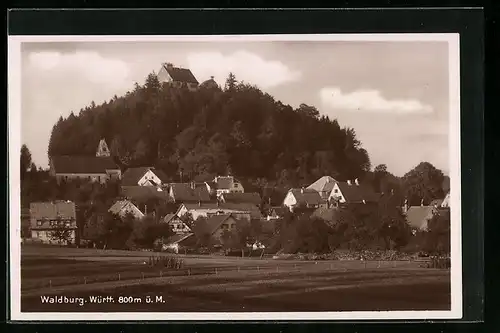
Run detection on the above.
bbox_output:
[51,156,119,174]
[170,183,211,203]
[164,65,199,84]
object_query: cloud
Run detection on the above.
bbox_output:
[319,87,433,114]
[29,51,131,87]
[186,50,301,89]
[23,51,133,168]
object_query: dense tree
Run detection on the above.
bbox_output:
[49,224,74,245]
[402,162,446,205]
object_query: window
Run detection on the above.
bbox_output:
[37,220,42,226]
[65,222,70,227]
[334,189,339,193]
[234,183,239,188]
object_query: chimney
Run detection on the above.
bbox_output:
[210,76,214,80]
[403,199,408,213]
[166,62,174,70]
[301,187,305,194]
[391,189,394,195]
[191,182,196,190]
[421,198,424,206]
[347,180,352,186]
[354,178,359,186]
[198,200,202,207]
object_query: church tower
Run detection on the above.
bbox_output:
[96,138,110,157]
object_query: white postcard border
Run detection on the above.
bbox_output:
[8,33,462,321]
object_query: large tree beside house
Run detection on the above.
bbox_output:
[402,162,446,206]
[48,72,371,187]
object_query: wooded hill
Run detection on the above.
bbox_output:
[48,73,371,187]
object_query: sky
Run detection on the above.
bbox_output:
[20,39,450,177]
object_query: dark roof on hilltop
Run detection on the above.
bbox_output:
[289,188,323,206]
[170,183,211,203]
[121,186,170,202]
[164,65,199,84]
[221,192,262,205]
[121,167,169,186]
[406,206,437,230]
[30,201,76,220]
[183,202,262,220]
[51,156,120,174]
[336,182,380,203]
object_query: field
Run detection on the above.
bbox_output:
[20,245,451,312]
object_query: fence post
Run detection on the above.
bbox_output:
[257,266,260,271]
[364,261,367,269]
[84,277,87,285]
[49,280,52,288]
[276,266,279,273]
[215,267,218,275]
[118,273,121,281]
[188,269,191,276]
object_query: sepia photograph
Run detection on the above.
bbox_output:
[9,34,461,321]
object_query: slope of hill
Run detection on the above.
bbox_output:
[48,73,372,187]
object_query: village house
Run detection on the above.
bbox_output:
[282,188,323,212]
[163,213,191,234]
[157,62,199,91]
[219,192,262,206]
[307,176,338,200]
[108,200,145,220]
[213,176,245,196]
[49,139,121,184]
[176,202,261,221]
[328,179,380,205]
[168,182,212,203]
[121,167,169,188]
[30,201,77,245]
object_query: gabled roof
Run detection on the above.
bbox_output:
[206,181,217,190]
[121,167,169,186]
[50,156,120,174]
[163,213,176,224]
[30,201,76,220]
[163,64,199,84]
[121,186,170,202]
[182,202,262,220]
[336,182,379,203]
[289,188,323,206]
[170,183,211,202]
[307,176,337,193]
[205,214,233,235]
[215,176,234,190]
[406,206,437,230]
[108,200,142,216]
[221,192,262,205]
[430,199,444,207]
